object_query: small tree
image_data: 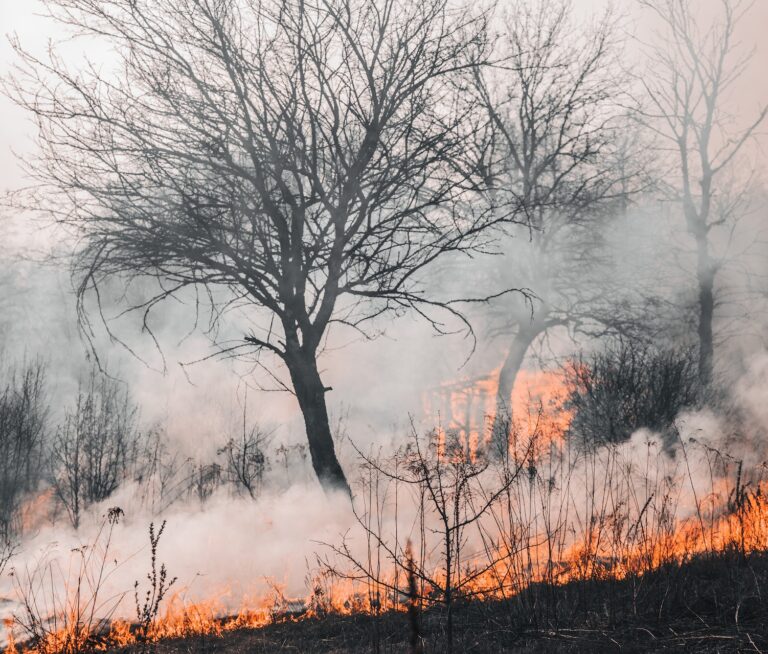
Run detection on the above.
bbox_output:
[219,426,270,500]
[51,368,141,529]
[323,426,524,653]
[10,0,503,495]
[187,460,224,506]
[0,359,49,539]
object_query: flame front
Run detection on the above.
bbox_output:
[5,367,768,654]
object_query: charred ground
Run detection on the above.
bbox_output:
[111,550,768,653]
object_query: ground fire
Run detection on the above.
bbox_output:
[4,364,768,653]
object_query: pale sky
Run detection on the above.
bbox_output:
[0,0,766,210]
[1,1,48,192]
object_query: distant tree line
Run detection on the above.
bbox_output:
[0,358,300,539]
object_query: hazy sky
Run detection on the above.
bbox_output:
[1,0,766,196]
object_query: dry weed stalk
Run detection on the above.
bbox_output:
[133,520,176,652]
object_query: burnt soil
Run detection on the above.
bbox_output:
[113,550,768,653]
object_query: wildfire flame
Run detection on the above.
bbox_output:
[5,367,768,653]
[421,367,571,460]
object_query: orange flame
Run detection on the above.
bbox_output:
[421,367,572,459]
[6,368,768,653]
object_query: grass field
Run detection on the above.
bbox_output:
[110,550,768,654]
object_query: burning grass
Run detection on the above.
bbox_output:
[5,427,768,653]
[29,550,768,653]
[4,366,768,653]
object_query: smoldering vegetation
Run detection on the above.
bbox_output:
[0,0,767,652]
[3,356,768,653]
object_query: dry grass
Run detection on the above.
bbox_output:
[107,550,768,653]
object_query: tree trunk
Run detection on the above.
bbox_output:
[444,530,453,654]
[490,320,545,456]
[285,347,351,497]
[695,234,715,387]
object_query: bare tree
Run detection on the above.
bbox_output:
[130,425,191,514]
[472,0,635,448]
[323,426,524,652]
[51,367,142,529]
[219,424,270,500]
[187,460,224,505]
[0,359,48,539]
[637,0,767,387]
[9,0,502,495]
[0,533,14,578]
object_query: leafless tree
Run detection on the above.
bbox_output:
[323,426,524,652]
[0,533,14,578]
[9,0,505,495]
[51,367,142,529]
[565,340,700,447]
[219,424,270,500]
[472,0,636,448]
[128,425,197,514]
[0,265,27,344]
[188,460,224,505]
[636,0,767,387]
[0,359,49,539]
